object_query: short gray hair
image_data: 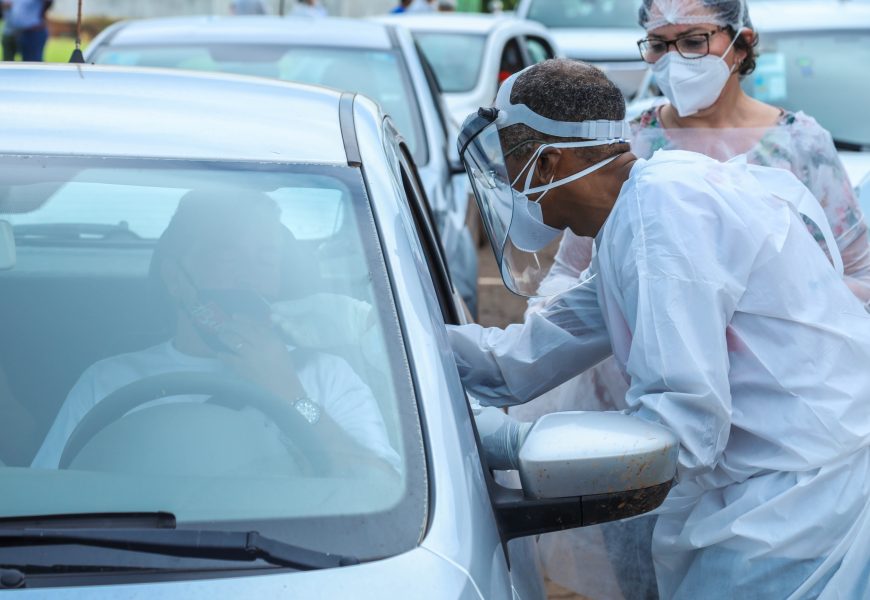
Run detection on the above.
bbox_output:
[500,59,628,161]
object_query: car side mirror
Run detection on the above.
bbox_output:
[492,411,678,541]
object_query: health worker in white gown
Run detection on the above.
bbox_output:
[449,58,870,599]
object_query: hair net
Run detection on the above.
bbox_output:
[639,0,751,32]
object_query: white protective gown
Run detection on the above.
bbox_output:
[449,150,870,598]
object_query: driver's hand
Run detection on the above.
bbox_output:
[216,315,305,402]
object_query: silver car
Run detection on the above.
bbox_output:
[0,64,677,597]
[84,15,480,316]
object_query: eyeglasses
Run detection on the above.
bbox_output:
[637,27,726,63]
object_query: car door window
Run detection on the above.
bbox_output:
[498,38,525,87]
[524,35,555,65]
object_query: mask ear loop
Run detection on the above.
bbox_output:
[721,27,746,73]
[510,142,549,189]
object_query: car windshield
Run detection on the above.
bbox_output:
[0,156,425,565]
[526,0,641,29]
[414,32,487,93]
[90,45,428,164]
[743,29,870,147]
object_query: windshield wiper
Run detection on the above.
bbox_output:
[0,528,359,571]
[0,512,176,530]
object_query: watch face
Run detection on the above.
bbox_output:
[294,398,321,425]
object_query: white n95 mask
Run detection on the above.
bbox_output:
[652,32,741,117]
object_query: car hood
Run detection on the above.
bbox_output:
[9,546,481,599]
[551,29,645,62]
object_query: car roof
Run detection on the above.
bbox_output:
[376,13,541,35]
[0,64,352,163]
[749,1,870,32]
[101,15,394,50]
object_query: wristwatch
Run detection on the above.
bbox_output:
[293,396,321,425]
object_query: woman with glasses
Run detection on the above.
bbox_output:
[632,0,870,301]
[512,1,870,599]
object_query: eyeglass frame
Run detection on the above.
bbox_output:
[636,26,728,63]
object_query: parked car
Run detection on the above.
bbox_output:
[0,63,678,598]
[85,16,479,316]
[377,13,562,130]
[627,1,870,193]
[515,0,648,99]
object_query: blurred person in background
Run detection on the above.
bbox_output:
[230,0,269,15]
[512,1,870,598]
[290,0,327,17]
[437,0,456,11]
[1,0,51,62]
[389,0,413,13]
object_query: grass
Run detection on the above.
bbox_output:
[44,36,85,63]
[0,20,87,63]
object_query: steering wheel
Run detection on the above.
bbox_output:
[58,372,331,472]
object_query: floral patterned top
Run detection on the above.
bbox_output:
[631,106,870,302]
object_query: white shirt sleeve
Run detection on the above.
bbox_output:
[30,367,100,469]
[307,353,402,472]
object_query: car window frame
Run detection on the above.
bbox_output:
[394,143,460,326]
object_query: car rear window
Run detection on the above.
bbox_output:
[526,0,641,29]
[414,32,487,93]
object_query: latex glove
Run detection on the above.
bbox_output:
[271,293,373,349]
[472,402,532,470]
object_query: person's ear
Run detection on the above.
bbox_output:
[736,28,754,65]
[533,147,563,186]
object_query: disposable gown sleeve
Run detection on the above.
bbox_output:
[607,187,745,480]
[447,274,612,407]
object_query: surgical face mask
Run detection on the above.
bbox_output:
[176,263,272,353]
[652,32,741,117]
[507,141,620,252]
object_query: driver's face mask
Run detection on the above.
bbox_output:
[507,140,621,252]
[174,261,272,353]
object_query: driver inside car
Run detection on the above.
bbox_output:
[31,188,401,473]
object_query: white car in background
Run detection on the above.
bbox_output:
[377,13,562,129]
[515,0,647,99]
[85,16,480,316]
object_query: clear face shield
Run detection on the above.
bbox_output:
[457,71,629,297]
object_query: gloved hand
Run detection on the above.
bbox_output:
[271,293,374,349]
[472,402,532,470]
